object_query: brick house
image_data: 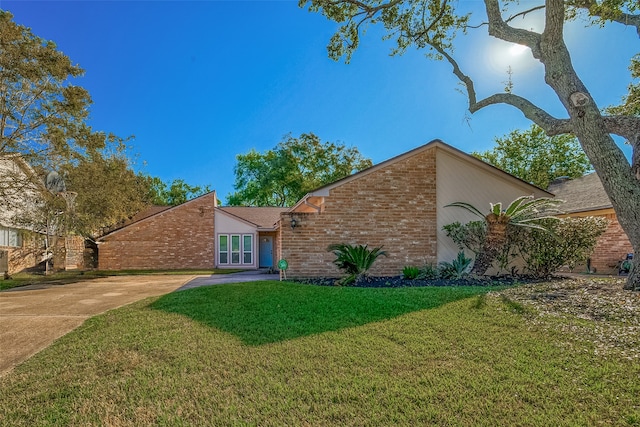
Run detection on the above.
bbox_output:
[1,155,90,274]
[0,155,44,274]
[97,192,284,270]
[279,140,551,278]
[547,172,633,274]
[97,140,556,276]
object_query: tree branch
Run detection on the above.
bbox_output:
[429,39,571,135]
[325,0,403,14]
[543,0,566,41]
[467,5,546,30]
[568,0,640,36]
[484,0,543,56]
[603,115,640,141]
[473,93,572,134]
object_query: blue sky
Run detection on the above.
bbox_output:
[2,0,636,201]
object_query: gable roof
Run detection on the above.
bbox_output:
[290,139,552,212]
[130,205,173,222]
[217,206,285,230]
[98,191,217,240]
[547,172,612,213]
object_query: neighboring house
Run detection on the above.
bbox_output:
[280,140,551,278]
[548,172,633,274]
[97,192,284,270]
[96,140,554,276]
[0,155,44,274]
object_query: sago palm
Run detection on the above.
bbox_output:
[327,243,387,285]
[446,195,561,275]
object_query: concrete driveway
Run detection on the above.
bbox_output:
[0,271,279,376]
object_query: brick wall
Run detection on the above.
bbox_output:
[4,234,41,274]
[280,148,437,278]
[52,236,84,270]
[589,212,633,274]
[98,193,216,270]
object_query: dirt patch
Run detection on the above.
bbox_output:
[496,276,640,360]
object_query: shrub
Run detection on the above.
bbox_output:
[419,263,440,280]
[442,221,486,255]
[327,243,387,285]
[444,216,608,278]
[515,216,608,277]
[438,251,472,279]
[402,266,421,280]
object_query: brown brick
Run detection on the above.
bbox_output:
[280,148,438,278]
[98,193,216,270]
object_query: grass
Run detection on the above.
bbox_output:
[151,281,493,345]
[0,268,243,291]
[1,281,639,426]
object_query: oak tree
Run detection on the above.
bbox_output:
[0,12,151,239]
[228,133,372,207]
[143,176,212,206]
[473,125,592,189]
[0,11,97,201]
[61,137,151,236]
[301,0,640,289]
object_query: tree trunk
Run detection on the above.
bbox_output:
[471,215,508,275]
[530,0,640,290]
[623,260,640,291]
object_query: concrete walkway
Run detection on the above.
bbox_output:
[178,269,279,290]
[0,271,278,376]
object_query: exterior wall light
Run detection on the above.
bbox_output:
[291,218,298,230]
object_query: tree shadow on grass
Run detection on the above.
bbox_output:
[150,281,491,346]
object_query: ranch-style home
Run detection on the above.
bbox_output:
[97,194,285,271]
[97,140,553,276]
[278,140,552,278]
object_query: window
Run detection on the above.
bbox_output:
[219,235,228,264]
[243,235,253,264]
[218,234,254,266]
[231,235,240,264]
[0,227,22,248]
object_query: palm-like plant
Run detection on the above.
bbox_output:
[446,195,562,275]
[327,243,387,285]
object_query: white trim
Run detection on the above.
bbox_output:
[216,233,255,268]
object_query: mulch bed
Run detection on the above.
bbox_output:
[295,275,552,288]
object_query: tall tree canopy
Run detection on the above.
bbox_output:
[0,10,96,209]
[473,125,592,189]
[228,133,372,207]
[0,11,159,237]
[301,0,640,290]
[61,138,151,236]
[143,176,212,206]
[0,11,97,165]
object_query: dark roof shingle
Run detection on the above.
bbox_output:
[218,206,285,229]
[547,172,612,213]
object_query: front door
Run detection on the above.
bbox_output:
[259,236,273,268]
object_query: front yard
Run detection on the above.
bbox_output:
[1,278,638,426]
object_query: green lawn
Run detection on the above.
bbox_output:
[1,281,638,426]
[0,268,243,291]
